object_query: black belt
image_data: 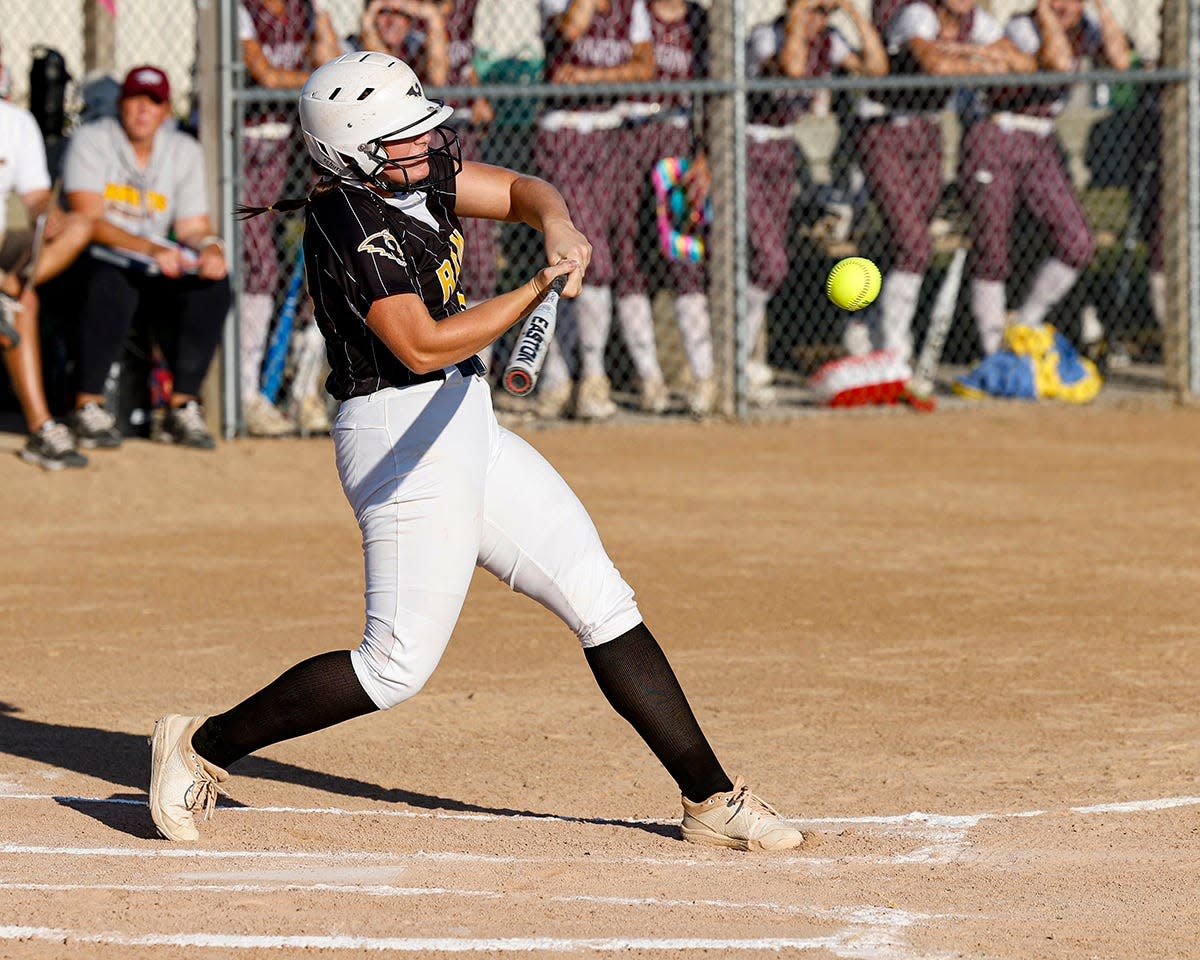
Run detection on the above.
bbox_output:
[403,355,485,386]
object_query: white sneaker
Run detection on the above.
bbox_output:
[575,375,617,421]
[747,383,776,408]
[681,776,806,851]
[747,360,774,389]
[297,392,333,435]
[688,377,717,418]
[148,715,229,842]
[842,319,873,357]
[638,377,671,414]
[244,394,296,437]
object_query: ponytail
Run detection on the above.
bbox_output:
[234,178,341,220]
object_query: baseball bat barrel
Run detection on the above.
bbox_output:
[502,273,568,397]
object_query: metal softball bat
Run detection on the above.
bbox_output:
[502,273,568,397]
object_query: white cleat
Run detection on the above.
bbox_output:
[148,714,229,842]
[681,776,807,851]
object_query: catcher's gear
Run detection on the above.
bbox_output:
[299,52,459,190]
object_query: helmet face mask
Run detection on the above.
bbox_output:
[300,52,459,190]
[362,125,462,191]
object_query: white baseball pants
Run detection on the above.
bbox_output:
[334,365,642,710]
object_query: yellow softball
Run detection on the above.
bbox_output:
[826,257,882,312]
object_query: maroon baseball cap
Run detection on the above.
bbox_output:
[120,65,170,103]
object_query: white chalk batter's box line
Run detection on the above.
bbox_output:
[0,792,1197,870]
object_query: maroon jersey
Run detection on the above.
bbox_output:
[641,1,701,111]
[544,0,641,110]
[876,5,976,113]
[873,0,907,34]
[445,0,479,89]
[241,0,312,71]
[241,0,313,125]
[443,0,480,113]
[748,20,836,126]
[991,12,1103,116]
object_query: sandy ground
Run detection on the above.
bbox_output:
[0,399,1197,959]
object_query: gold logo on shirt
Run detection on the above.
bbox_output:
[357,229,408,267]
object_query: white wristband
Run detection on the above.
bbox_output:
[197,234,225,253]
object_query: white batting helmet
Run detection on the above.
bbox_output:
[299,52,457,188]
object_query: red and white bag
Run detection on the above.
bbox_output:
[807,349,913,407]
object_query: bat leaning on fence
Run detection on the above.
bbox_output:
[903,236,968,412]
[262,243,307,404]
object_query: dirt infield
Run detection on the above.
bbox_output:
[1,401,1197,959]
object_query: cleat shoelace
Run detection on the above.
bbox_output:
[184,755,229,823]
[723,776,783,824]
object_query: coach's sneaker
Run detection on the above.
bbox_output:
[20,420,88,471]
[681,776,806,851]
[160,400,216,449]
[68,401,123,448]
[575,374,617,421]
[148,714,229,842]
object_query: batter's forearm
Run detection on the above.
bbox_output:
[509,175,573,231]
[370,283,542,374]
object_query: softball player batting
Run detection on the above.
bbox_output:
[149,53,802,853]
[856,0,1033,362]
[961,0,1130,355]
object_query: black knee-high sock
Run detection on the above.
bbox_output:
[585,623,733,803]
[191,651,379,769]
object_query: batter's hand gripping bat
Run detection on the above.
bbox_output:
[502,273,568,397]
[905,241,967,411]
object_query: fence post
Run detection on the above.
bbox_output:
[1159,0,1192,397]
[82,0,116,75]
[708,0,748,417]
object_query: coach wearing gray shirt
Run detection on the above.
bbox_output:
[63,65,231,450]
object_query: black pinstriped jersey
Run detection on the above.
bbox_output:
[303,156,470,400]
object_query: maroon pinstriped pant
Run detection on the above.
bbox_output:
[241,129,291,296]
[857,116,943,275]
[960,119,1096,282]
[612,119,706,298]
[534,125,624,287]
[745,136,798,294]
[455,126,498,302]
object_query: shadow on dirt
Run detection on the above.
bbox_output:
[0,702,676,841]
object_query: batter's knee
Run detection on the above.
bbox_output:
[349,619,447,710]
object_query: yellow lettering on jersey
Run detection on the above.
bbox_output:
[436,260,456,304]
[435,229,467,305]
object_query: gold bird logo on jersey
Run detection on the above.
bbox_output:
[357,230,408,267]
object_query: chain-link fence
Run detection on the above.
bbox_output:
[1,0,1194,434]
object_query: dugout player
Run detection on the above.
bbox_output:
[534,0,656,420]
[961,0,1130,356]
[238,0,341,437]
[746,0,886,400]
[149,53,804,853]
[857,0,1033,362]
[609,0,716,417]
